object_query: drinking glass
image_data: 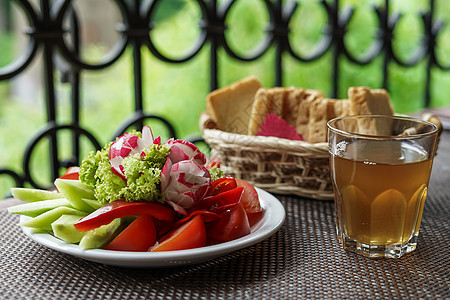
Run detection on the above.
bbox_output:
[327,115,439,258]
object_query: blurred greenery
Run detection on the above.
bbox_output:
[1,0,450,196]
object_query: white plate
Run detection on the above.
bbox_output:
[20,188,285,268]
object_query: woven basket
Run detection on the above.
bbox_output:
[202,129,333,200]
[201,112,443,201]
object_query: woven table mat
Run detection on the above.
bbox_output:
[1,132,449,299]
[1,196,448,299]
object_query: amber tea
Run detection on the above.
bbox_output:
[331,141,432,249]
[328,115,439,258]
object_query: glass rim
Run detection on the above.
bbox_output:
[327,114,439,140]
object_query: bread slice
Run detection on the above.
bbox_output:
[248,87,324,138]
[306,98,351,143]
[348,87,394,135]
[206,76,263,134]
[247,87,288,135]
[328,98,351,119]
[284,87,305,126]
[348,87,394,115]
[247,88,271,136]
[294,89,325,141]
[306,98,330,143]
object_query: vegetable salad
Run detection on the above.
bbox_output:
[9,126,263,252]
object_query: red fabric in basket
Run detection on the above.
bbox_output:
[256,114,305,141]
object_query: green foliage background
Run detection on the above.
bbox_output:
[1,0,450,196]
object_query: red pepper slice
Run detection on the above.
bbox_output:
[74,200,176,232]
[59,166,80,180]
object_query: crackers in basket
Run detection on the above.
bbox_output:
[205,76,262,135]
[203,76,395,143]
[348,86,394,135]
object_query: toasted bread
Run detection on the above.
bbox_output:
[328,98,351,118]
[204,76,397,143]
[284,87,305,126]
[247,88,272,136]
[248,87,324,138]
[206,76,263,134]
[305,98,351,143]
[247,87,289,135]
[348,87,394,115]
[348,87,394,135]
[306,98,330,143]
[294,89,325,141]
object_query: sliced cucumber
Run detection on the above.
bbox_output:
[54,179,95,213]
[20,207,88,231]
[29,228,49,234]
[81,198,103,210]
[8,198,71,217]
[11,188,64,203]
[79,218,123,250]
[51,214,86,243]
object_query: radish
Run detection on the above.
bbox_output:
[161,160,211,215]
[165,138,206,165]
[109,126,155,180]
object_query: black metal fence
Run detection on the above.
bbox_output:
[0,0,449,194]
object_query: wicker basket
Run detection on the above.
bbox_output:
[202,129,333,201]
[201,112,443,201]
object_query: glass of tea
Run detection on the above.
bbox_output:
[327,115,439,258]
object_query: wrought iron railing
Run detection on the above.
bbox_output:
[0,0,449,194]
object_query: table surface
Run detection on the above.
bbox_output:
[1,131,449,300]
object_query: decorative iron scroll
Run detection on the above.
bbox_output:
[0,0,448,193]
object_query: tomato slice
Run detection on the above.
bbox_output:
[209,175,237,196]
[74,200,176,232]
[151,214,207,252]
[153,219,175,237]
[104,215,157,251]
[188,187,243,214]
[175,210,220,227]
[246,211,264,227]
[235,179,262,214]
[59,166,80,180]
[207,202,250,242]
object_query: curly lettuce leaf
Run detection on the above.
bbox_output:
[79,138,169,204]
[120,155,163,203]
[78,143,111,189]
[209,166,225,182]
